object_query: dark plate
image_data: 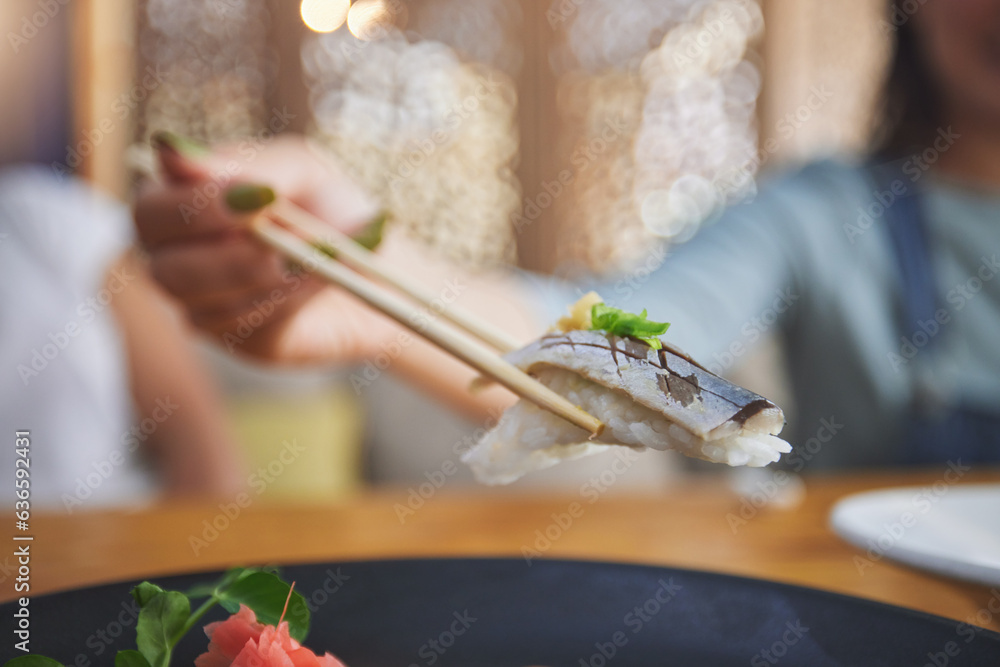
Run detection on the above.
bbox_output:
[6,558,1000,665]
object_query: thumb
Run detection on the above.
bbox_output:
[151,131,212,184]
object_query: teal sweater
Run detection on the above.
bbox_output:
[534,160,1000,469]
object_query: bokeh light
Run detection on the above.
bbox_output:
[549,0,764,272]
[303,13,521,268]
[301,0,351,34]
[299,0,763,272]
[347,0,401,41]
[140,0,274,145]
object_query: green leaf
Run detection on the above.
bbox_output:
[181,582,217,599]
[589,303,670,349]
[114,651,152,667]
[3,657,65,667]
[350,210,389,251]
[131,582,165,607]
[312,211,388,262]
[185,567,253,599]
[216,571,311,642]
[135,590,190,667]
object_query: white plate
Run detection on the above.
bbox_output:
[830,482,1000,587]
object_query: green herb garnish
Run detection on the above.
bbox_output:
[313,210,389,263]
[589,303,670,350]
[6,568,309,667]
[350,210,389,251]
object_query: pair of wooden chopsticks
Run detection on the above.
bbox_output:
[130,145,604,436]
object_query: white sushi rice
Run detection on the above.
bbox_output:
[462,368,792,485]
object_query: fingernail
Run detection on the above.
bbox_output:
[351,210,389,250]
[151,130,209,157]
[225,183,276,212]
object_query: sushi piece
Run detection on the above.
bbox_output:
[462,293,791,485]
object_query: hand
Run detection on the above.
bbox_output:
[134,132,394,363]
[134,132,540,421]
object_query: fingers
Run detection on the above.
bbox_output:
[198,283,389,363]
[133,179,242,248]
[146,231,328,347]
[133,178,276,249]
[136,132,378,251]
[152,132,212,184]
[136,133,275,249]
[132,131,387,365]
[208,135,380,234]
[148,235,288,309]
[188,277,327,350]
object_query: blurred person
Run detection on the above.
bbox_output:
[134,0,1000,471]
[0,167,247,509]
[138,133,544,416]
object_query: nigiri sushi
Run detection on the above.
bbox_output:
[462,293,791,485]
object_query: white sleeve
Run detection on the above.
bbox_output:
[0,166,157,510]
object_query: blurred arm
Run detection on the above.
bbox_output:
[586,174,814,370]
[110,251,247,498]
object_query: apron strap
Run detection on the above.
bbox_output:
[866,163,1000,464]
[867,164,940,338]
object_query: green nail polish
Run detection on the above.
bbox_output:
[151,130,210,157]
[225,184,276,212]
[351,210,389,250]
